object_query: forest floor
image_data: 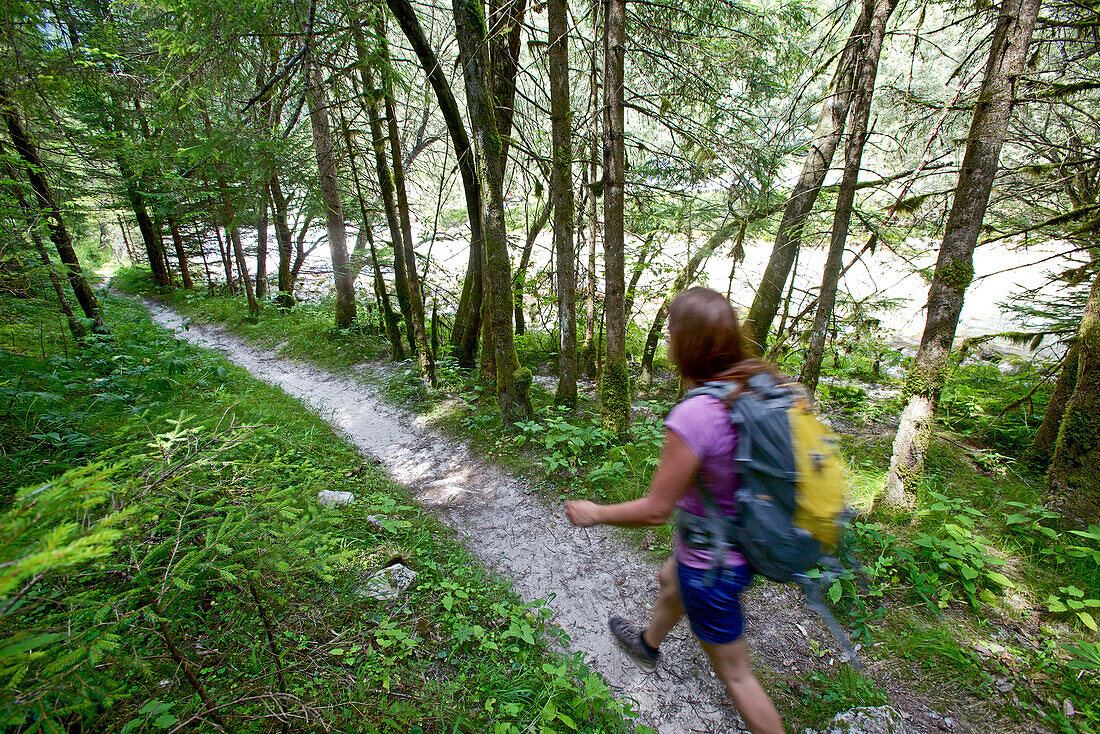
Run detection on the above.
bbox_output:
[136,295,1009,734]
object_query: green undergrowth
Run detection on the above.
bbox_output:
[1,281,635,733]
[113,273,1100,732]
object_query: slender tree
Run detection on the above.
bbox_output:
[800,0,899,393]
[741,5,872,352]
[385,0,485,366]
[303,52,356,327]
[599,0,629,434]
[548,0,577,407]
[1,87,108,334]
[884,0,1042,506]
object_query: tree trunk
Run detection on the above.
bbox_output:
[580,4,600,380]
[800,0,898,393]
[639,220,742,384]
[340,99,406,360]
[488,0,527,166]
[363,67,415,354]
[741,5,873,353]
[384,67,437,386]
[1024,340,1079,471]
[304,61,356,327]
[0,151,85,338]
[373,15,434,378]
[117,156,171,288]
[1047,267,1100,523]
[452,0,532,423]
[884,0,1040,507]
[255,191,269,299]
[1,89,107,334]
[269,176,295,308]
[167,215,194,289]
[214,174,259,315]
[582,140,599,378]
[117,214,136,264]
[386,0,484,367]
[624,234,656,321]
[549,0,576,408]
[599,0,629,434]
[513,199,552,335]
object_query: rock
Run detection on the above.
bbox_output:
[810,706,910,734]
[356,563,417,601]
[885,364,906,380]
[317,490,355,508]
[596,572,616,599]
[1064,699,1075,718]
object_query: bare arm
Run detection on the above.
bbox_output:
[565,430,701,528]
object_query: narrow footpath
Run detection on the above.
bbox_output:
[142,300,973,734]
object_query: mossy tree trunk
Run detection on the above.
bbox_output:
[2,89,108,334]
[304,60,356,328]
[386,0,485,367]
[800,0,898,393]
[1024,340,1079,471]
[884,0,1040,507]
[1047,268,1100,522]
[741,4,872,353]
[599,0,629,434]
[549,0,577,408]
[452,0,532,423]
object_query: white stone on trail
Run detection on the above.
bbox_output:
[141,300,940,734]
[317,489,355,508]
[357,563,417,601]
[809,707,910,734]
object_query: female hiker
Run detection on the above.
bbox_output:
[564,286,784,734]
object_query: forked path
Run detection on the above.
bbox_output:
[143,301,967,734]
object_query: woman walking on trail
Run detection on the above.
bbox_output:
[564,286,784,734]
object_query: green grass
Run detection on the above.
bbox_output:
[112,269,1100,733]
[1,275,635,733]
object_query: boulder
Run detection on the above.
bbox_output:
[356,563,417,601]
[317,490,355,508]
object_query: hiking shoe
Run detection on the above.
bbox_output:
[609,615,660,673]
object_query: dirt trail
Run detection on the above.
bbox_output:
[142,301,967,734]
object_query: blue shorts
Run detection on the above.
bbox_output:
[677,562,752,644]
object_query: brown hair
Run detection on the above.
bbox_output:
[668,287,772,384]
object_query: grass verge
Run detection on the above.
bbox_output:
[1,277,636,733]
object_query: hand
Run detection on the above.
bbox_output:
[565,500,602,527]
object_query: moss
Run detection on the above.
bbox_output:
[937,259,975,291]
[599,356,631,435]
[903,361,946,401]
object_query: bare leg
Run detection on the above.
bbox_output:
[700,637,784,734]
[642,556,684,648]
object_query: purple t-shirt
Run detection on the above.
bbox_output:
[665,394,747,569]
